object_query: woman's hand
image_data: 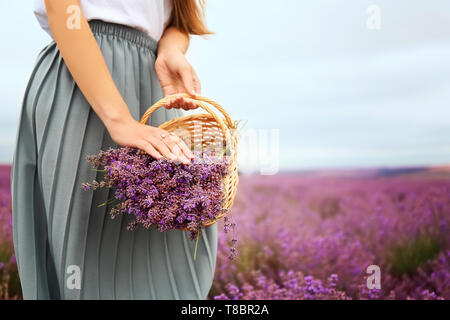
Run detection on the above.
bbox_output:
[155,25,202,111]
[155,49,201,110]
[105,115,194,165]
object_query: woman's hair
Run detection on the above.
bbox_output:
[169,0,212,35]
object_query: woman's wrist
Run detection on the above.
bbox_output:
[157,43,186,63]
[157,27,190,56]
[101,106,135,131]
[158,42,185,57]
[156,47,183,66]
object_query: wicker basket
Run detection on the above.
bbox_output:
[140,93,239,227]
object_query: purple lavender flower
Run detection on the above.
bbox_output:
[209,173,450,300]
[82,147,230,242]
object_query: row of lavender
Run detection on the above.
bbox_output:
[210,172,450,300]
[0,166,19,299]
[1,165,449,299]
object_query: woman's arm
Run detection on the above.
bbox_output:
[45,0,193,164]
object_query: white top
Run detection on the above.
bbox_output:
[33,0,173,41]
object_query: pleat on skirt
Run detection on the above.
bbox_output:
[11,20,218,300]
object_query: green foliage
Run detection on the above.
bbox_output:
[0,243,22,299]
[387,233,441,276]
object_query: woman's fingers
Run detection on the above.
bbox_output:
[192,72,201,96]
[157,132,193,164]
[161,133,186,163]
[144,129,193,164]
[174,137,194,160]
[136,120,194,164]
[165,96,197,110]
[115,120,192,164]
[178,65,196,96]
[172,143,190,164]
[165,135,192,164]
[170,134,194,161]
[181,98,197,110]
[138,136,184,164]
[137,140,163,160]
[178,64,202,97]
[147,135,178,162]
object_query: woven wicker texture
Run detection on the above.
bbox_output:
[140,93,239,227]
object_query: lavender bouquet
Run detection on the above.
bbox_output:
[82,147,237,259]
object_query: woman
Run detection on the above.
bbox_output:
[11,0,218,299]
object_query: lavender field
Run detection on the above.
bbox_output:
[1,165,449,300]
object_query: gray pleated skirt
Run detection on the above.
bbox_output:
[11,20,218,300]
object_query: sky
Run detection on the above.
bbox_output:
[0,0,450,173]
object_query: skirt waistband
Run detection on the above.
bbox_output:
[88,20,158,53]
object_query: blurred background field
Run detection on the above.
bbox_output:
[1,164,449,300]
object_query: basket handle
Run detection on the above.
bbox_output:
[140,94,235,131]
